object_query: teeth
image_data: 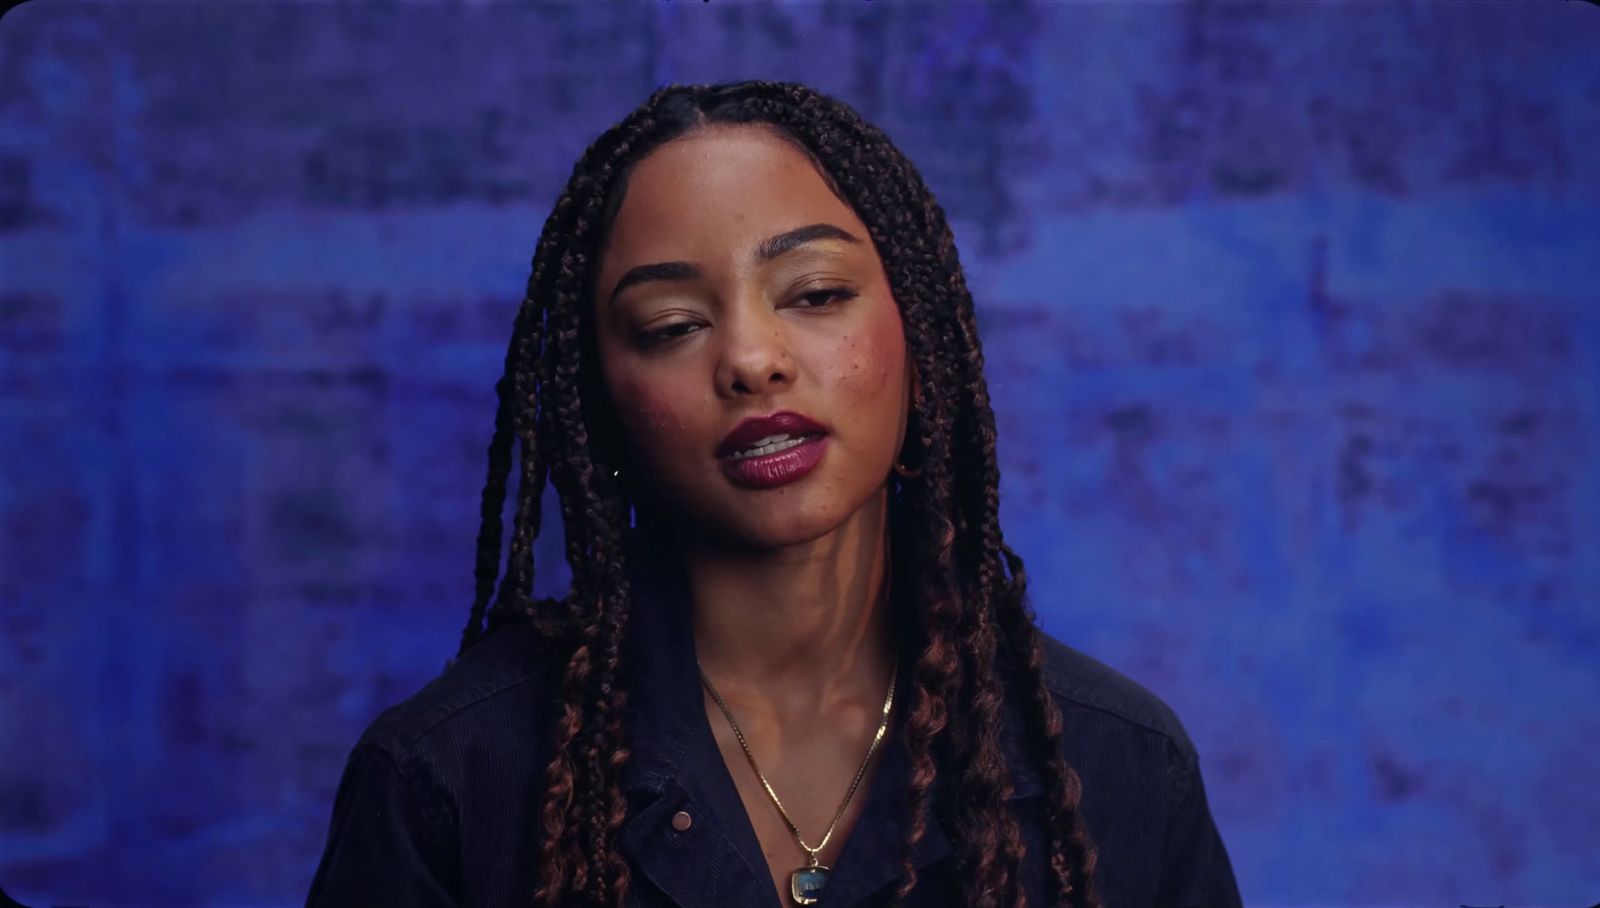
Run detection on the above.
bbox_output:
[731,434,810,460]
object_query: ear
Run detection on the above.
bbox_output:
[893,360,924,481]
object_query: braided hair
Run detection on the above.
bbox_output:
[453,80,1100,908]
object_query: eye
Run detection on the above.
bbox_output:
[793,287,858,309]
[637,321,702,347]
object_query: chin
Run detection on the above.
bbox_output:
[672,497,839,551]
[736,510,849,549]
[633,450,895,548]
[644,486,862,553]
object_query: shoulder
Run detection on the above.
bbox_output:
[1032,628,1200,766]
[1026,631,1244,906]
[310,623,559,901]
[353,621,556,765]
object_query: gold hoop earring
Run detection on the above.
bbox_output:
[893,364,925,479]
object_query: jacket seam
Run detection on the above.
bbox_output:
[1044,681,1190,754]
[391,669,545,751]
[1155,736,1198,902]
[355,741,463,888]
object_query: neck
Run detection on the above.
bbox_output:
[675,487,897,715]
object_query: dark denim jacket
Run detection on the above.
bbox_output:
[305,549,1242,907]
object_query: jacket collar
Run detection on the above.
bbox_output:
[613,530,1046,904]
[616,528,1045,803]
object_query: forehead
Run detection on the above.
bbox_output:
[599,125,866,275]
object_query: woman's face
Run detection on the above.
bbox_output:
[591,124,910,550]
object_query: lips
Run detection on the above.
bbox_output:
[716,410,828,459]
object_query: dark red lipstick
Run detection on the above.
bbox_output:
[716,410,829,489]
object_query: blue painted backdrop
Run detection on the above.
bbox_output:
[1,2,1597,906]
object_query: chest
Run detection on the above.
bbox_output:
[708,712,888,907]
[458,737,1160,908]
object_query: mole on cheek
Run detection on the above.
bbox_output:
[851,332,897,391]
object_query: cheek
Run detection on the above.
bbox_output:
[832,308,905,398]
[613,377,685,441]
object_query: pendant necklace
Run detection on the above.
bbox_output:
[698,654,898,906]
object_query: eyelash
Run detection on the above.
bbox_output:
[637,288,858,346]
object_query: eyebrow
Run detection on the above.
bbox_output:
[606,222,862,308]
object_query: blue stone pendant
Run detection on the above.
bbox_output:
[789,864,829,905]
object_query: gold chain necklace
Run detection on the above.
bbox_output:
[698,655,898,906]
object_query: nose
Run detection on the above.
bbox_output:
[715,304,793,399]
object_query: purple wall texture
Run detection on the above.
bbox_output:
[2,2,1598,906]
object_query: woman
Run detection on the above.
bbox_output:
[306,80,1241,908]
